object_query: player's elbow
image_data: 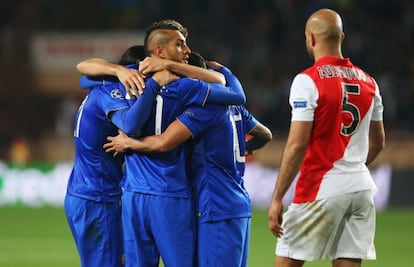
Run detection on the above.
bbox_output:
[238,94,247,105]
[370,139,385,156]
[76,62,87,74]
[255,123,273,142]
[377,137,385,152]
[257,129,273,148]
[264,128,273,142]
[288,141,308,156]
[377,133,386,152]
[231,93,246,105]
[369,121,385,154]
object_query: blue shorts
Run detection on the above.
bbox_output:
[64,194,123,267]
[122,191,195,267]
[197,217,251,267]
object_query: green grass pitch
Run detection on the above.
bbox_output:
[0,207,412,266]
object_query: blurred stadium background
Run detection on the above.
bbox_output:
[0,0,413,266]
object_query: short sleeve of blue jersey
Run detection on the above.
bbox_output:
[238,105,258,133]
[94,84,129,117]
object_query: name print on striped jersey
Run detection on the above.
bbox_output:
[317,64,371,82]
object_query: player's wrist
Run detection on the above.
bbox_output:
[113,64,127,77]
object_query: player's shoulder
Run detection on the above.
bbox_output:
[291,72,315,88]
[89,83,127,100]
[300,63,320,78]
[350,63,376,82]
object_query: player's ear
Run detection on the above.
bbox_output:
[340,32,345,43]
[153,45,165,58]
[310,33,316,47]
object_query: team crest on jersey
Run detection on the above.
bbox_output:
[293,100,307,108]
[110,89,124,99]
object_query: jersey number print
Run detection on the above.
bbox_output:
[230,112,245,163]
[154,95,163,135]
[74,95,89,138]
[341,83,361,136]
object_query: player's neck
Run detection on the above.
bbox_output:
[314,49,343,62]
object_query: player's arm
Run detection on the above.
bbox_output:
[268,120,312,238]
[366,121,385,166]
[205,65,246,106]
[79,75,104,88]
[366,81,385,166]
[110,70,179,136]
[246,121,273,155]
[104,120,191,156]
[139,56,225,85]
[77,58,145,96]
[272,121,312,201]
[268,73,317,237]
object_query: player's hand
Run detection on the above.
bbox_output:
[205,60,223,70]
[268,199,284,238]
[152,70,179,86]
[115,66,146,97]
[104,130,130,157]
[139,57,170,76]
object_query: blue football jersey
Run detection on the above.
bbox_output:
[121,78,210,198]
[177,104,255,222]
[67,83,130,202]
[67,76,162,202]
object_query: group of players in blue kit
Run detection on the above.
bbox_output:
[64,19,272,267]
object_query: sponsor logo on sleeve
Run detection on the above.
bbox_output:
[293,100,307,108]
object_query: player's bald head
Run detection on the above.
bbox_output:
[146,29,174,55]
[305,9,343,44]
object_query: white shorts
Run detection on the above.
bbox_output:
[276,190,376,261]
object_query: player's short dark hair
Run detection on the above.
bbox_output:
[118,45,145,65]
[188,51,207,69]
[144,19,188,55]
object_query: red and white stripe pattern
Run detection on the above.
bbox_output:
[289,56,383,203]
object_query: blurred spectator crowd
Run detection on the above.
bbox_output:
[1,0,413,161]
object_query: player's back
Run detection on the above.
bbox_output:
[180,104,251,223]
[302,56,378,171]
[121,77,210,198]
[68,84,129,202]
[292,56,381,203]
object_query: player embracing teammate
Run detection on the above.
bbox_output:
[66,19,272,267]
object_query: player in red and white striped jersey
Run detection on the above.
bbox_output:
[268,8,385,267]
